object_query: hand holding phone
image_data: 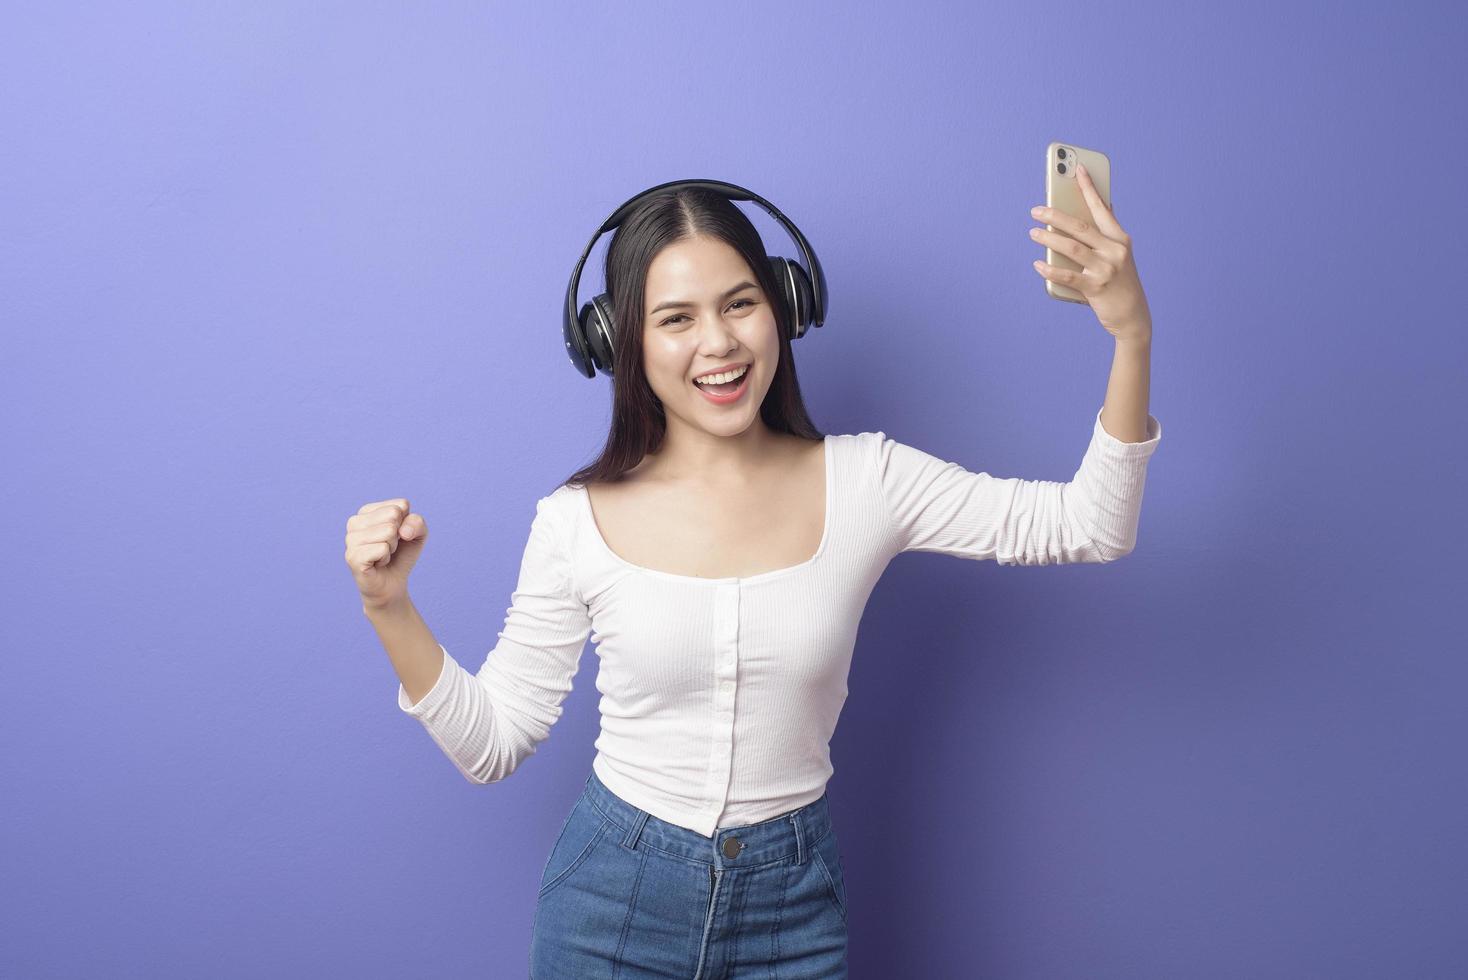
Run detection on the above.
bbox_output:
[1031,142,1151,341]
[1041,142,1112,305]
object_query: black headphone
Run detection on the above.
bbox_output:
[562,178,829,379]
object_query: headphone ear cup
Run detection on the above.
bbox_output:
[581,293,617,376]
[767,256,814,341]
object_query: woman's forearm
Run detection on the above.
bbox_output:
[1099,333,1152,443]
[365,596,444,707]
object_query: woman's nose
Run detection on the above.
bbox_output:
[697,315,738,342]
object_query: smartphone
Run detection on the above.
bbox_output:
[1044,141,1112,304]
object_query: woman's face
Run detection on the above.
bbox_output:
[640,234,780,437]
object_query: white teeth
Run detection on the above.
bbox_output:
[694,365,748,385]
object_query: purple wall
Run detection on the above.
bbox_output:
[4,2,1464,977]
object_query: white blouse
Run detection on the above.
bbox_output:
[397,406,1163,838]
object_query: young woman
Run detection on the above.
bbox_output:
[349,171,1161,977]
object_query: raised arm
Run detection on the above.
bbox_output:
[874,406,1162,566]
[395,493,592,784]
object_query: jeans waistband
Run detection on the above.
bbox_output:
[580,768,833,870]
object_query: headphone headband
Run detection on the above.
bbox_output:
[562,178,828,378]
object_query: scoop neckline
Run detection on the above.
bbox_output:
[573,435,834,586]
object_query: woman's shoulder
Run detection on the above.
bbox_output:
[828,430,892,459]
[535,482,586,531]
[834,430,887,444]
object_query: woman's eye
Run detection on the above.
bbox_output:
[660,298,755,327]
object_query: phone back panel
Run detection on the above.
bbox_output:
[1044,142,1112,304]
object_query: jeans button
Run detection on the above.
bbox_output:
[721,835,744,859]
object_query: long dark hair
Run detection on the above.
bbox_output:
[560,186,825,490]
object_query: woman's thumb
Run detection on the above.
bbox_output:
[400,514,427,542]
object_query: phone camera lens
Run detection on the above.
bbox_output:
[1057,147,1068,159]
[1057,162,1067,175]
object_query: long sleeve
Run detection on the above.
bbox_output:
[396,493,593,784]
[875,405,1162,565]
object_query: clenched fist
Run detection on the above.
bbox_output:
[344,498,428,611]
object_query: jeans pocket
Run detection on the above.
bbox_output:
[537,796,613,902]
[810,827,848,923]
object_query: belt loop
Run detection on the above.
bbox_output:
[621,807,649,850]
[789,811,806,865]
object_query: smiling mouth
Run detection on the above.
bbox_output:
[692,364,751,400]
[691,363,750,392]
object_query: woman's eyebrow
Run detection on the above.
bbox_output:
[649,280,757,315]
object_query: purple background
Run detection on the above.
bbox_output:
[4,2,1465,977]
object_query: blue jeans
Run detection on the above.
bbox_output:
[529,768,849,978]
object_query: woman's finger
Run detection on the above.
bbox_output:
[1031,202,1108,251]
[1032,258,1086,291]
[1075,163,1126,241]
[1029,224,1095,268]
